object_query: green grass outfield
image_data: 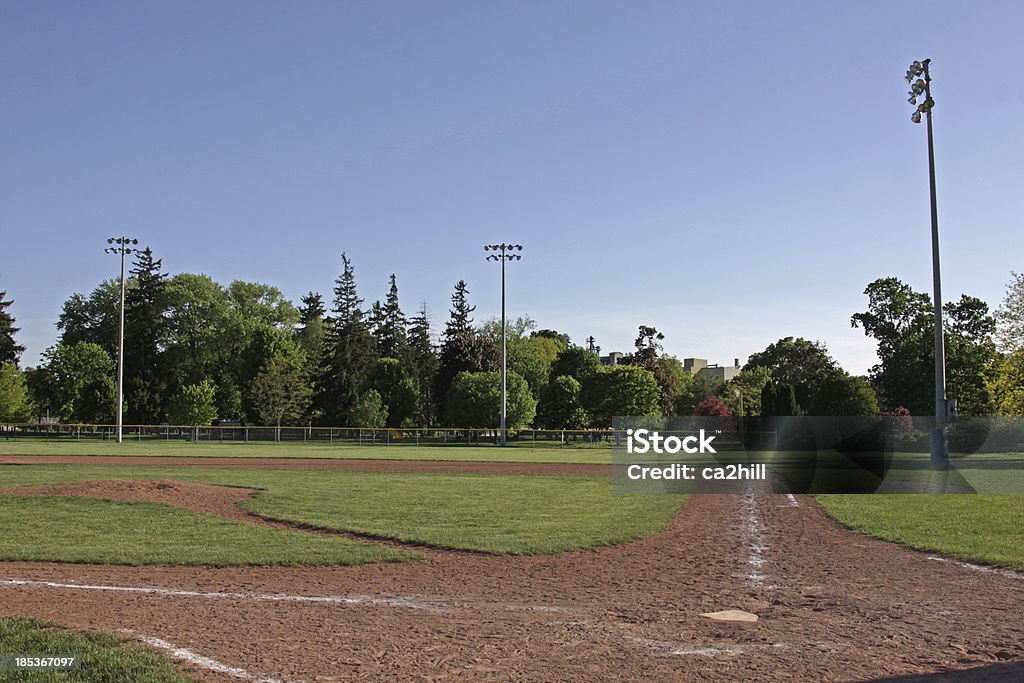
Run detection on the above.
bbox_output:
[815,494,1024,571]
[0,439,611,464]
[765,450,1024,494]
[0,616,190,682]
[0,464,683,559]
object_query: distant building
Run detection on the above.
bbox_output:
[683,358,707,374]
[685,357,742,383]
[588,337,746,381]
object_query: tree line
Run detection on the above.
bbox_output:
[1,256,1022,428]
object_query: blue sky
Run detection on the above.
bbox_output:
[2,1,1022,373]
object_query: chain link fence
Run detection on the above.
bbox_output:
[0,423,616,448]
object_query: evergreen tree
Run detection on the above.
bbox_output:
[296,291,327,387]
[434,281,499,419]
[123,248,170,423]
[316,253,377,425]
[0,288,26,367]
[377,274,408,360]
[407,302,439,426]
[298,292,326,326]
[366,300,385,343]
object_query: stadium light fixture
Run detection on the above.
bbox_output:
[485,243,523,447]
[104,236,140,444]
[906,59,948,464]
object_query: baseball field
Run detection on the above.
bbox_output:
[1,440,1023,681]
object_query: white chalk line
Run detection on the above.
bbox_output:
[0,578,447,611]
[786,493,799,507]
[0,577,568,615]
[743,492,768,587]
[120,629,285,682]
[927,556,1024,579]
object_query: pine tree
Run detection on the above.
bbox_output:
[296,291,327,388]
[434,281,499,420]
[123,248,170,423]
[0,289,26,367]
[298,292,325,326]
[377,274,408,360]
[407,302,439,425]
[367,300,385,344]
[316,253,378,425]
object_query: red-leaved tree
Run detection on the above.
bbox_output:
[695,396,731,416]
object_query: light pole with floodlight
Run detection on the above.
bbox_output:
[484,243,523,447]
[105,237,139,444]
[906,58,949,464]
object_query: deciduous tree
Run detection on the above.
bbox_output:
[743,336,841,403]
[350,389,388,429]
[581,365,661,427]
[535,375,589,429]
[809,373,879,416]
[168,379,218,439]
[549,346,601,384]
[38,342,117,422]
[995,271,1024,354]
[446,370,535,429]
[853,277,996,415]
[0,363,33,422]
[247,357,312,440]
[695,396,730,416]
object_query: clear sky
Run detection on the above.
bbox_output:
[2,1,1022,372]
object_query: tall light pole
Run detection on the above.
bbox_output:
[105,237,139,444]
[484,243,523,447]
[906,59,948,464]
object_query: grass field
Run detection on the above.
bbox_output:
[0,439,612,464]
[815,494,1024,570]
[0,617,190,682]
[0,464,684,558]
[0,495,415,566]
[763,450,1024,494]
[3,441,1021,569]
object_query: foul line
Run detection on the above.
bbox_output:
[120,629,284,682]
[743,493,767,587]
[926,556,1024,580]
[0,578,447,611]
[785,494,799,507]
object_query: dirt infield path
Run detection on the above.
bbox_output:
[0,454,609,476]
[2,478,1023,681]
